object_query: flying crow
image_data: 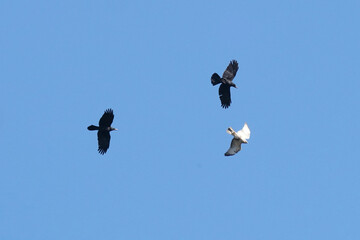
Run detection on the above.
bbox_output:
[211,60,239,108]
[87,108,117,154]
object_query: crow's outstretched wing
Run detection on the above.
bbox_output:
[99,108,114,127]
[219,84,231,108]
[225,138,241,156]
[222,60,238,82]
[97,130,111,155]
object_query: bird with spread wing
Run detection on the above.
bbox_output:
[225,123,250,156]
[211,60,239,108]
[87,108,117,155]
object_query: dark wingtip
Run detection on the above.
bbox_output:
[98,148,107,155]
[230,60,239,71]
[104,108,113,114]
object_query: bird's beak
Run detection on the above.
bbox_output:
[114,128,118,131]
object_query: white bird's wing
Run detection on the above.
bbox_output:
[225,138,242,156]
[237,123,250,142]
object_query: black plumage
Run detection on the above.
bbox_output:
[87,108,117,155]
[211,60,239,108]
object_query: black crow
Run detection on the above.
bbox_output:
[87,108,117,154]
[211,60,239,108]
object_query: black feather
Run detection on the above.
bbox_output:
[211,73,221,86]
[219,84,231,109]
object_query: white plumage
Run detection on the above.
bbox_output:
[225,123,251,156]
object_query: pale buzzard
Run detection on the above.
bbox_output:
[225,123,250,156]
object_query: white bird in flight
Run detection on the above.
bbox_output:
[225,123,251,156]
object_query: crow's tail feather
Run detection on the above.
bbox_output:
[211,73,221,86]
[87,125,99,131]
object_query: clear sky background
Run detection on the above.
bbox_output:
[1,0,359,239]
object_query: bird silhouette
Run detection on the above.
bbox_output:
[211,60,239,108]
[87,108,117,154]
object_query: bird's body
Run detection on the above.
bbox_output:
[225,123,250,156]
[211,60,239,108]
[87,108,117,155]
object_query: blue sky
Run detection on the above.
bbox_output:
[1,0,360,239]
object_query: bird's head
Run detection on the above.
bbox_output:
[109,127,118,131]
[230,83,237,88]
